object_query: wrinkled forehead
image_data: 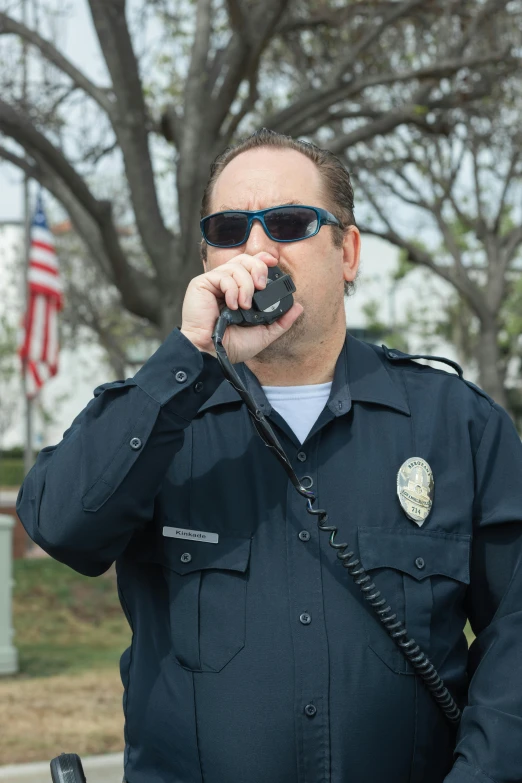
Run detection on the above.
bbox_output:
[209,148,325,213]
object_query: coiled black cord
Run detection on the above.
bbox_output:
[211,315,461,726]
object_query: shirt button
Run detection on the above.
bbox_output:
[194,381,204,392]
[181,553,192,563]
[298,530,310,541]
[415,557,425,570]
[129,437,142,450]
[299,612,311,625]
[304,704,317,717]
[175,370,188,383]
[297,451,307,462]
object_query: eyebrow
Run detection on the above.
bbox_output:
[217,200,305,211]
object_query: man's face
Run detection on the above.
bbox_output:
[203,147,360,357]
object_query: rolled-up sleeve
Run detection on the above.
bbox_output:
[445,402,522,782]
[16,328,224,576]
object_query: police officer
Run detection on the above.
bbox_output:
[17,129,522,783]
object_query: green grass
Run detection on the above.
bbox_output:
[0,457,24,486]
[12,558,131,679]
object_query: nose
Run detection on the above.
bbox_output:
[243,218,279,256]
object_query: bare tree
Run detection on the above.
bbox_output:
[0,0,519,341]
[352,90,522,410]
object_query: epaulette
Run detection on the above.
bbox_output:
[382,346,496,405]
[382,345,463,378]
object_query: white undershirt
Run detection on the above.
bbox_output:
[261,382,333,445]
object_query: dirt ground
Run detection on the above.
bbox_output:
[0,667,125,765]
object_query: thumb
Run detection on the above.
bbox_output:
[264,301,303,342]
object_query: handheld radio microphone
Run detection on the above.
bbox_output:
[218,265,296,327]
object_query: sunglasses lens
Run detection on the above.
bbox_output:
[265,207,318,240]
[204,212,248,246]
[203,207,320,247]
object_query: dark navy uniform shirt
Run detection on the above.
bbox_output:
[17,328,522,783]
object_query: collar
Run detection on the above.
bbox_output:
[346,334,410,415]
[197,331,410,417]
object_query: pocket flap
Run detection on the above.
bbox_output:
[357,527,470,583]
[161,534,252,575]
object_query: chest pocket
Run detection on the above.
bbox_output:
[357,527,471,675]
[160,534,252,673]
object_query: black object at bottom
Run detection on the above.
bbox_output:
[211,315,462,726]
[50,753,86,783]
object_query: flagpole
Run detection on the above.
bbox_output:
[22,189,34,480]
[21,0,34,481]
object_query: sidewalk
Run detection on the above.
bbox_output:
[0,488,19,503]
[0,751,124,782]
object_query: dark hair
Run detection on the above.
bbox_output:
[199,128,358,296]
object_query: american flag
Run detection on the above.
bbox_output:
[18,195,63,399]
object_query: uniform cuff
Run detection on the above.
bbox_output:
[132,327,225,419]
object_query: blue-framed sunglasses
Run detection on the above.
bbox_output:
[200,204,341,248]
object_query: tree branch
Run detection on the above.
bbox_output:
[331,0,426,83]
[494,148,521,233]
[355,176,487,318]
[225,0,246,34]
[0,144,160,324]
[64,283,134,377]
[430,137,476,233]
[266,51,509,138]
[222,72,260,141]
[276,4,372,35]
[0,144,37,179]
[470,137,486,230]
[0,102,160,324]
[502,225,522,265]
[181,0,213,146]
[159,104,182,148]
[0,98,103,218]
[88,0,174,278]
[324,70,503,154]
[327,105,423,153]
[0,12,113,116]
[214,5,288,134]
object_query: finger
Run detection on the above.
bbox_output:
[218,276,239,309]
[228,252,276,288]
[224,263,257,308]
[212,265,254,309]
[265,301,303,338]
[202,267,239,308]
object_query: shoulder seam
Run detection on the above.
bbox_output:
[384,362,462,378]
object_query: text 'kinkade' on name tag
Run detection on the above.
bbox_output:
[162,526,219,544]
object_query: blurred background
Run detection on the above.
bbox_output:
[0,0,521,777]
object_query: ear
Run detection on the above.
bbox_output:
[200,243,208,273]
[342,226,361,283]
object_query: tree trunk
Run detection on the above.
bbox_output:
[476,319,509,413]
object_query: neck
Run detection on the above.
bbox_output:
[245,325,346,387]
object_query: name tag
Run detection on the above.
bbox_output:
[162,526,219,544]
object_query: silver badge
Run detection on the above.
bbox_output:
[397,457,434,526]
